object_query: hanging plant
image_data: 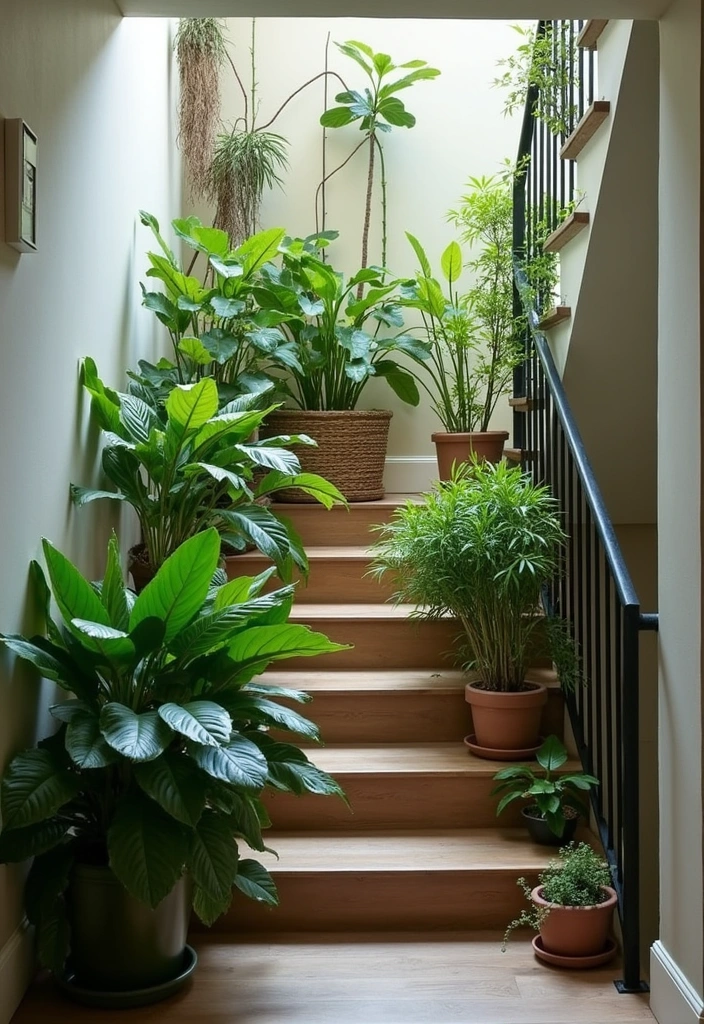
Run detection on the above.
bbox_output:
[174,18,227,199]
[208,128,289,244]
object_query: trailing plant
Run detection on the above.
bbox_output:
[252,236,427,410]
[320,41,440,286]
[175,18,227,199]
[370,460,566,691]
[502,842,612,949]
[492,735,599,836]
[72,363,344,575]
[493,23,579,137]
[0,530,348,972]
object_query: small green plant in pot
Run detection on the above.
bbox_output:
[492,735,599,845]
[0,530,348,1001]
[503,843,617,966]
[370,460,568,758]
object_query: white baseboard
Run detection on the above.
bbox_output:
[0,918,33,1024]
[384,456,437,494]
[651,940,704,1024]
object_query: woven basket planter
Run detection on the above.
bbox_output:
[262,409,392,503]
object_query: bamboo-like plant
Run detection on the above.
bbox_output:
[370,461,566,691]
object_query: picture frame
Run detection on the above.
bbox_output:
[4,118,37,253]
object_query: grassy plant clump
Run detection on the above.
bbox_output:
[371,460,565,691]
[208,129,289,244]
[175,18,227,199]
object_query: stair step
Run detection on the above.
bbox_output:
[504,448,536,463]
[226,546,393,603]
[284,604,459,670]
[577,19,609,49]
[264,743,582,831]
[508,396,534,413]
[543,211,590,253]
[538,305,572,330]
[269,494,418,547]
[561,101,611,160]
[220,829,552,932]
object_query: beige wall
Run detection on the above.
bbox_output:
[650,0,704,1019]
[189,18,524,487]
[0,5,180,1020]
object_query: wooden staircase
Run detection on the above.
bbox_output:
[218,495,578,937]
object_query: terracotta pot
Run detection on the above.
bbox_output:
[522,805,579,846]
[431,431,509,480]
[128,545,155,594]
[532,884,618,958]
[464,681,547,753]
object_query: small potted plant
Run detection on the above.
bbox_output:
[503,842,617,967]
[371,459,568,758]
[492,735,599,844]
[0,529,347,1005]
[255,236,428,502]
[72,362,344,590]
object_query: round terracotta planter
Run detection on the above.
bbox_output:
[532,884,618,959]
[431,431,509,480]
[69,865,191,992]
[261,409,392,503]
[464,681,547,756]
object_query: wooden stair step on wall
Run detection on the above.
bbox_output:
[576,19,609,49]
[538,305,572,331]
[271,494,416,547]
[543,211,590,253]
[230,546,394,604]
[561,101,611,161]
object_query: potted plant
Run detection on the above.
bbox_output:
[255,238,428,502]
[503,842,617,967]
[370,460,568,758]
[492,735,599,845]
[0,529,347,1005]
[400,175,524,478]
[72,362,344,590]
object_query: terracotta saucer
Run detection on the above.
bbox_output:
[463,734,543,762]
[532,935,618,969]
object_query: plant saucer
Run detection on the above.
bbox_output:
[56,945,198,1008]
[463,734,543,761]
[532,935,618,969]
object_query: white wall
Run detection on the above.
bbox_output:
[0,5,180,1021]
[650,1,704,1021]
[190,18,524,489]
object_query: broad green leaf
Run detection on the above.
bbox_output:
[70,619,135,661]
[211,296,246,319]
[373,363,420,406]
[320,106,358,128]
[100,704,172,762]
[252,735,347,801]
[227,624,348,676]
[129,529,221,643]
[378,96,416,128]
[0,750,78,830]
[158,701,232,747]
[536,735,568,772]
[193,883,232,926]
[179,337,213,366]
[0,819,68,863]
[101,533,130,631]
[188,811,239,903]
[236,444,300,475]
[168,592,295,660]
[440,240,463,285]
[41,539,111,631]
[335,40,374,74]
[188,735,268,790]
[107,792,189,907]
[219,507,291,567]
[234,859,278,906]
[134,752,209,827]
[496,790,526,816]
[406,232,432,279]
[378,66,441,99]
[70,485,124,508]
[234,227,286,278]
[227,792,269,851]
[1,636,84,693]
[29,559,63,645]
[82,357,123,435]
[223,694,319,740]
[65,713,118,769]
[255,471,346,510]
[119,394,158,444]
[25,845,73,971]
[244,681,312,705]
[166,377,219,432]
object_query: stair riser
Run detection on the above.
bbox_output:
[268,504,400,547]
[283,618,460,671]
[216,869,541,932]
[263,776,526,831]
[227,556,394,604]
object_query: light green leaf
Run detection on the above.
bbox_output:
[66,714,118,769]
[70,619,135,661]
[440,240,463,285]
[41,539,111,631]
[406,232,432,279]
[101,533,130,631]
[166,377,219,432]
[179,337,213,366]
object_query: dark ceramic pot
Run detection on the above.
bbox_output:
[522,805,579,846]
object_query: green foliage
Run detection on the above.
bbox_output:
[370,461,565,691]
[0,532,348,971]
[253,238,426,410]
[321,41,440,271]
[72,361,345,575]
[494,23,579,137]
[502,842,612,949]
[492,735,599,836]
[208,129,289,245]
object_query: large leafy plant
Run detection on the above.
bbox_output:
[371,461,566,692]
[253,238,426,410]
[72,363,344,575]
[320,41,440,279]
[0,530,347,972]
[492,735,599,837]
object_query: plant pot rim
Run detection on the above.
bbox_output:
[268,408,393,420]
[531,884,617,912]
[431,430,510,441]
[465,680,547,708]
[522,804,579,822]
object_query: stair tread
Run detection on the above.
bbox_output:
[289,603,454,621]
[248,828,558,872]
[235,546,374,561]
[261,669,467,693]
[274,493,421,511]
[304,742,582,776]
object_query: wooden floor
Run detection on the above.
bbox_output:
[13,933,654,1024]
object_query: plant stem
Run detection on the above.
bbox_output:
[357,132,376,299]
[250,18,257,130]
[258,71,347,132]
[314,137,367,233]
[321,32,331,249]
[375,135,388,268]
[224,49,249,131]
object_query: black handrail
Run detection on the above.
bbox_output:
[512,21,658,995]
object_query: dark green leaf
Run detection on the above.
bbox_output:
[188,735,268,790]
[234,859,278,906]
[158,701,232,747]
[1,750,79,830]
[107,792,189,908]
[134,752,208,827]
[0,819,68,863]
[100,704,172,762]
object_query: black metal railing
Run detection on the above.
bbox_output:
[512,22,657,994]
